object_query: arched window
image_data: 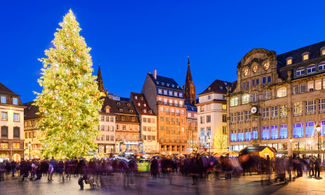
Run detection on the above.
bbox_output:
[286,57,293,65]
[277,87,287,98]
[1,126,8,138]
[307,64,316,74]
[318,61,325,71]
[13,127,20,138]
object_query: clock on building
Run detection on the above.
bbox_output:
[263,61,270,70]
[250,106,258,114]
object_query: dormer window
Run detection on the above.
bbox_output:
[144,103,146,107]
[119,108,123,112]
[105,106,110,113]
[129,110,133,113]
[143,109,147,113]
[12,98,18,105]
[303,53,309,61]
[0,96,6,104]
[322,48,325,56]
[137,103,141,106]
[135,96,138,100]
[286,57,292,65]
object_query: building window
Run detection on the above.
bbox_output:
[238,130,244,141]
[1,126,8,138]
[267,76,271,83]
[293,123,303,138]
[319,49,325,57]
[222,126,227,134]
[252,128,258,139]
[12,98,18,105]
[251,79,255,87]
[245,130,251,141]
[279,125,288,139]
[222,114,227,122]
[0,96,6,104]
[307,64,316,74]
[270,125,278,139]
[1,112,8,121]
[270,106,278,119]
[300,82,307,93]
[287,58,292,65]
[319,99,325,113]
[292,85,299,95]
[230,97,239,107]
[322,121,325,136]
[222,104,227,110]
[251,93,258,102]
[13,127,20,138]
[255,78,259,85]
[0,143,8,149]
[303,53,309,61]
[14,113,19,122]
[12,143,20,149]
[169,91,173,96]
[296,67,305,76]
[230,131,237,142]
[262,91,271,100]
[318,62,325,71]
[305,122,315,137]
[242,94,250,104]
[262,108,269,120]
[163,90,167,95]
[279,105,287,118]
[293,102,303,116]
[306,100,316,115]
[206,115,211,123]
[262,77,266,84]
[276,87,287,98]
[262,126,269,140]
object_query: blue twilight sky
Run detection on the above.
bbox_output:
[1,0,325,103]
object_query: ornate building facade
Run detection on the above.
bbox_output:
[0,83,24,161]
[142,70,187,154]
[197,80,230,153]
[131,92,158,154]
[228,41,325,158]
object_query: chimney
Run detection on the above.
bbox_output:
[153,69,157,79]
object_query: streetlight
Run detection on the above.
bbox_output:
[28,141,31,160]
[316,124,321,157]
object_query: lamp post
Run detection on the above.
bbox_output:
[316,124,321,157]
[28,141,31,160]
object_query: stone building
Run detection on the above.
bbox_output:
[130,92,158,154]
[23,102,41,159]
[142,70,187,154]
[0,83,24,161]
[228,41,325,158]
[113,97,141,154]
[97,97,116,154]
[197,80,231,153]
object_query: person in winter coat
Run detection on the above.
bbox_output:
[150,157,159,178]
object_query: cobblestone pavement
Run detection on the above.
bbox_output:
[1,172,325,195]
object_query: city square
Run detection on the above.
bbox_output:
[1,0,325,194]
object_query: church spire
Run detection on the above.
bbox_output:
[97,64,105,93]
[184,57,196,105]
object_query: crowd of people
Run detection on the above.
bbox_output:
[0,153,323,189]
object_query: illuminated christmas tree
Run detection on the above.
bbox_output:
[34,10,103,158]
